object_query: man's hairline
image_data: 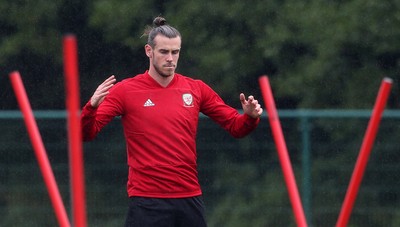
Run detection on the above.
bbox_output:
[148,34,182,49]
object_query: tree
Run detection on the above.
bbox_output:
[1,1,400,226]
[258,0,400,108]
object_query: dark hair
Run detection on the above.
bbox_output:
[142,16,181,47]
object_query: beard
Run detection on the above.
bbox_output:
[153,62,176,78]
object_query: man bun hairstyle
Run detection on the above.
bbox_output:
[142,16,181,47]
[153,16,167,27]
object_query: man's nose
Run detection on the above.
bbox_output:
[166,53,173,61]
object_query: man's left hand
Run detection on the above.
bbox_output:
[240,93,263,119]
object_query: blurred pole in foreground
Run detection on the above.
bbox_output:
[9,71,71,227]
[63,34,87,227]
[336,78,392,227]
[259,75,308,227]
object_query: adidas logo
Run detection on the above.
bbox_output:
[143,99,155,107]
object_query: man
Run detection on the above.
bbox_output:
[81,16,263,227]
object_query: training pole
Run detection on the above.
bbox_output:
[63,34,87,227]
[336,78,392,227]
[258,75,308,227]
[9,71,71,227]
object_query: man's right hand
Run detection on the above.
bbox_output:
[90,75,117,108]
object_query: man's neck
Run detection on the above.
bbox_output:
[148,69,174,87]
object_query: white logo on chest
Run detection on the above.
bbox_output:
[182,93,194,107]
[143,99,155,107]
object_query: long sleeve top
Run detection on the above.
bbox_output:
[81,71,260,198]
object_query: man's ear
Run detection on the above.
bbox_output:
[145,44,152,58]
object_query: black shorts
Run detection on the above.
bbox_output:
[124,196,207,227]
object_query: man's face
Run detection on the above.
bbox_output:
[146,35,181,78]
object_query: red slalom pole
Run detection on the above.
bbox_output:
[9,71,71,227]
[336,78,392,227]
[63,34,87,227]
[259,76,308,227]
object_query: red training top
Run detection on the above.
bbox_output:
[81,71,260,198]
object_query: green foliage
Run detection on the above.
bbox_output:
[0,0,63,64]
[1,0,400,109]
[1,0,400,226]
[87,0,157,48]
[259,0,400,108]
[208,164,295,227]
[2,113,400,226]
